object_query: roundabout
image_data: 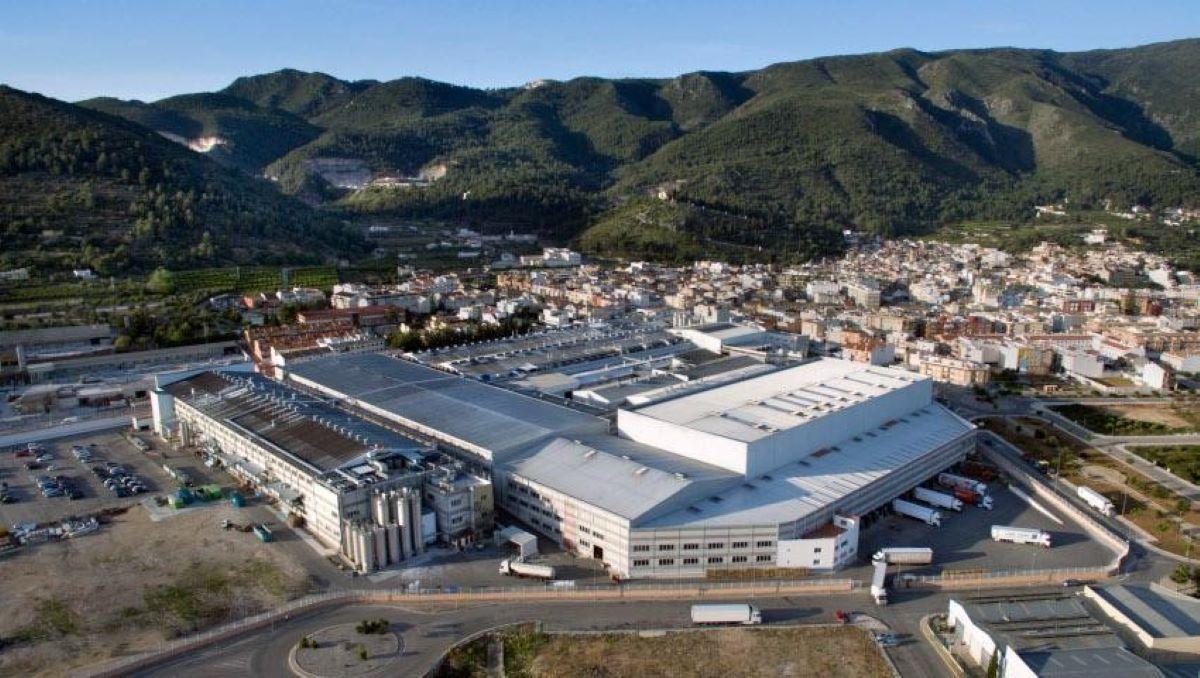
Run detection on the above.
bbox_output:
[288,622,404,677]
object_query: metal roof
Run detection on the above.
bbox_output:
[631,359,925,443]
[1091,583,1200,639]
[640,403,971,529]
[165,371,426,473]
[289,353,606,458]
[503,436,739,523]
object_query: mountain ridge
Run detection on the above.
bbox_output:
[18,38,1200,265]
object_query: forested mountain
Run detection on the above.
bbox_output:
[0,86,368,274]
[12,38,1200,267]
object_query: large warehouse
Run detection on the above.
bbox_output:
[282,352,976,579]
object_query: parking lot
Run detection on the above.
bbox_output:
[853,483,1116,579]
[0,430,214,527]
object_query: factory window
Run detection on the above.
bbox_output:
[682,558,699,565]
[579,539,590,548]
[658,558,674,566]
[682,543,699,551]
[507,481,517,491]
[633,545,650,552]
[756,555,772,563]
[519,499,529,508]
[732,541,749,549]
[593,533,604,541]
[530,490,540,499]
[579,526,591,535]
[707,556,724,564]
[756,540,773,548]
[658,544,675,551]
[518,485,528,494]
[451,499,463,507]
[707,542,724,550]
[813,559,821,566]
[813,547,822,553]
[633,559,650,567]
[731,556,747,564]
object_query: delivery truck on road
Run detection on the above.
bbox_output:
[991,525,1051,548]
[938,472,988,496]
[872,547,934,565]
[691,603,762,625]
[914,487,963,512]
[499,558,557,580]
[1076,486,1115,517]
[892,498,942,527]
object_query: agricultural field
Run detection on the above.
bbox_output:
[1051,403,1200,435]
[168,265,339,294]
[437,624,890,678]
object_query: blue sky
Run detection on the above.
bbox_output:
[2,0,1199,102]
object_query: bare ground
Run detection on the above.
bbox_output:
[528,627,891,678]
[0,503,312,676]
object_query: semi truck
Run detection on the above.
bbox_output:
[1076,486,1115,517]
[892,499,942,527]
[991,525,1051,548]
[937,472,988,496]
[953,487,994,510]
[499,558,557,580]
[914,487,963,512]
[870,560,888,605]
[690,603,762,625]
[872,547,934,565]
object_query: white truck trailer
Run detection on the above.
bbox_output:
[1076,486,1115,517]
[872,547,934,565]
[870,560,888,605]
[892,498,942,527]
[991,525,1052,548]
[499,558,557,580]
[690,603,762,625]
[914,487,963,512]
[937,472,988,496]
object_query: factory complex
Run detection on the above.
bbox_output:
[151,343,976,578]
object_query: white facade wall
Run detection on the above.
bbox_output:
[616,409,750,473]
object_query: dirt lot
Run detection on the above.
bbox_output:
[440,625,891,678]
[0,500,313,676]
[1093,404,1200,430]
[0,431,310,675]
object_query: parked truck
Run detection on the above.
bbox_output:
[937,472,988,496]
[952,487,994,510]
[991,525,1051,548]
[499,558,557,580]
[892,498,942,527]
[1076,486,1115,517]
[914,487,963,512]
[870,561,888,605]
[690,603,763,625]
[872,547,934,565]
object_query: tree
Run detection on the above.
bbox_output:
[986,648,999,678]
[147,267,175,295]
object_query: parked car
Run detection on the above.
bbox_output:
[0,494,17,504]
[24,461,43,470]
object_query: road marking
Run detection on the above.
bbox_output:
[1006,484,1064,525]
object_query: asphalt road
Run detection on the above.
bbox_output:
[134,590,957,678]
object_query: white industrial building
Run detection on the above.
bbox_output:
[284,352,976,579]
[150,370,492,573]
